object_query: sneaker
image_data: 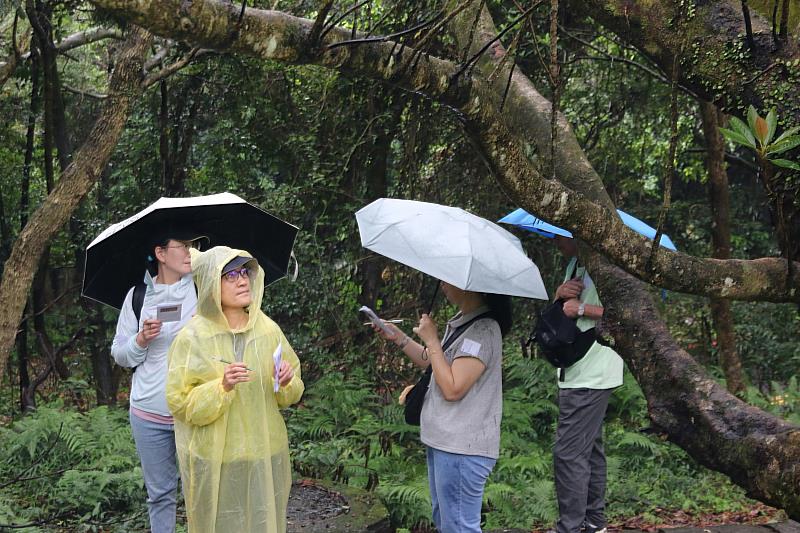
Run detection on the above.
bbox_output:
[585,524,607,533]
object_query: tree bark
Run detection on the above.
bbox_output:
[17,47,39,413]
[89,306,116,406]
[700,101,747,397]
[33,0,800,515]
[160,75,202,196]
[361,88,403,309]
[779,0,790,40]
[571,0,799,123]
[0,26,152,388]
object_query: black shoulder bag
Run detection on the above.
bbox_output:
[528,262,608,381]
[403,312,492,426]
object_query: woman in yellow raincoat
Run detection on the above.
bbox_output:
[166,246,304,533]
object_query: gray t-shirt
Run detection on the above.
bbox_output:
[420,307,503,459]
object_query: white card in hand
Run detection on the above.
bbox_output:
[156,303,182,323]
[273,341,282,393]
[359,305,392,335]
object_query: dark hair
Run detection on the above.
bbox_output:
[145,237,171,276]
[485,293,512,337]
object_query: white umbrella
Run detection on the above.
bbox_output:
[356,198,548,299]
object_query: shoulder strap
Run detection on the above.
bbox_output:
[421,311,493,379]
[441,311,493,352]
[568,259,580,280]
[131,282,146,323]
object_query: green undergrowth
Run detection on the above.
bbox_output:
[0,343,795,530]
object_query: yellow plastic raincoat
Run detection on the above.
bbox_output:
[166,246,304,533]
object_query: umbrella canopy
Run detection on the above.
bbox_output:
[83,192,298,308]
[356,198,548,299]
[498,208,677,251]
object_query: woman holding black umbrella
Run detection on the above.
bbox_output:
[110,231,203,533]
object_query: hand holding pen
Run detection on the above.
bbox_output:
[218,358,251,391]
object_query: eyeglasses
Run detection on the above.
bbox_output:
[222,267,251,282]
[162,241,199,253]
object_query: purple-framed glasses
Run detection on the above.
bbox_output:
[222,267,251,282]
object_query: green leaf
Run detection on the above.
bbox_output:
[773,126,800,145]
[747,105,759,133]
[770,158,800,170]
[766,136,800,155]
[727,118,757,148]
[719,128,756,149]
[765,108,777,145]
[729,116,751,138]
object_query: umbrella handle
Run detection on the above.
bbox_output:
[289,251,299,282]
[426,280,439,315]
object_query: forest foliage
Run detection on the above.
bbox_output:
[0,0,798,529]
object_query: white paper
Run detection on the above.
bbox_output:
[359,305,393,336]
[460,338,482,357]
[156,303,182,323]
[272,341,282,392]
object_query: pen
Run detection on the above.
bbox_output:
[362,319,405,325]
[214,357,253,371]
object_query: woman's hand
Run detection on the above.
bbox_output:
[277,359,294,387]
[222,362,250,392]
[136,319,162,348]
[413,314,440,347]
[370,321,403,344]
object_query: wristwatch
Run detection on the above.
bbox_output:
[577,303,586,317]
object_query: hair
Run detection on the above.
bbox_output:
[145,236,171,277]
[485,293,513,337]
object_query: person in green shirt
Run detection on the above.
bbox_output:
[551,235,624,533]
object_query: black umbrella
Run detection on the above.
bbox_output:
[82,193,299,308]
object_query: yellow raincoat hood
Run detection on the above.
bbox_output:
[166,246,304,533]
[191,246,262,332]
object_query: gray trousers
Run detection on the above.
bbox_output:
[554,388,613,533]
[130,412,179,533]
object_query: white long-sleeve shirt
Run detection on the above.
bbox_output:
[111,271,197,417]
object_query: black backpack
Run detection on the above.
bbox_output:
[131,282,147,323]
[528,263,608,381]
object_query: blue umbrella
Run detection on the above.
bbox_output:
[498,208,677,251]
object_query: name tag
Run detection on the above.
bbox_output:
[460,338,482,356]
[157,303,182,323]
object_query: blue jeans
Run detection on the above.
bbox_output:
[426,446,496,533]
[130,412,179,533]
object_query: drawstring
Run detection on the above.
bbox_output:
[255,335,263,393]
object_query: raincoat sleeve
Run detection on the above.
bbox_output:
[275,331,304,409]
[166,332,236,426]
[110,287,148,368]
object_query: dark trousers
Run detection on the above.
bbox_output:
[554,388,613,533]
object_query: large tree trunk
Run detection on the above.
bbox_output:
[84,167,118,406]
[159,75,202,196]
[360,89,403,309]
[0,26,152,388]
[700,102,747,397]
[32,0,800,516]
